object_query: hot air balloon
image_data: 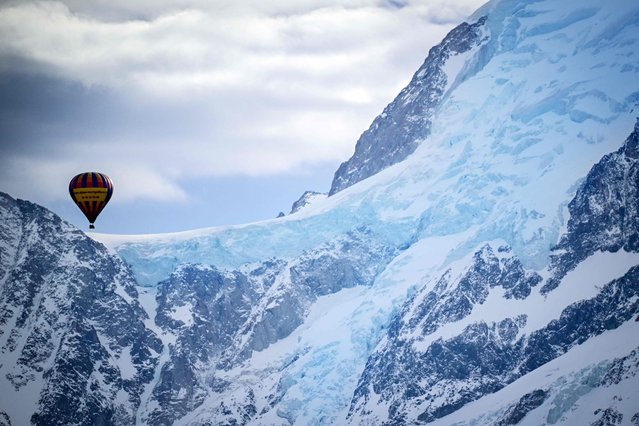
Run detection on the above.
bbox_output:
[69,172,113,229]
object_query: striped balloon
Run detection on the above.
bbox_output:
[69,172,114,229]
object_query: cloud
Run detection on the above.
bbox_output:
[0,154,188,204]
[0,0,485,204]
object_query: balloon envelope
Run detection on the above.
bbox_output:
[69,172,113,229]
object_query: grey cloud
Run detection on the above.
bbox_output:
[0,0,485,204]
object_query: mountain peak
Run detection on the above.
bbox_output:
[289,190,327,215]
[328,15,489,195]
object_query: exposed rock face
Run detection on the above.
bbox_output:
[0,193,162,425]
[329,16,488,195]
[496,389,548,426]
[348,261,639,425]
[543,118,639,294]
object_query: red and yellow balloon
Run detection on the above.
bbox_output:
[69,172,113,229]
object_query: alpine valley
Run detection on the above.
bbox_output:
[2,0,639,424]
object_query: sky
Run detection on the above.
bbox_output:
[0,0,485,234]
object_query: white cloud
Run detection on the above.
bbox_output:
[0,0,486,204]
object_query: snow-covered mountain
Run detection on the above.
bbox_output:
[2,0,639,424]
[0,194,162,425]
[329,15,488,195]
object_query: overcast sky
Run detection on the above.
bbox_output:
[0,0,484,234]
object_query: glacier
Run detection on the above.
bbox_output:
[2,0,639,424]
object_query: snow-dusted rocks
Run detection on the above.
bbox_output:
[146,227,399,424]
[0,193,161,425]
[544,118,639,294]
